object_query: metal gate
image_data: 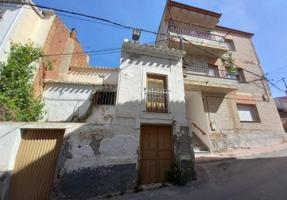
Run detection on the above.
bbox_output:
[10,129,64,200]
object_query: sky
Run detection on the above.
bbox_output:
[34,0,287,97]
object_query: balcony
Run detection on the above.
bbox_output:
[183,63,239,93]
[168,24,231,55]
[145,89,169,113]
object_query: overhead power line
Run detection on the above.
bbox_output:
[165,4,264,80]
[42,38,169,57]
[0,1,163,36]
[1,0,274,82]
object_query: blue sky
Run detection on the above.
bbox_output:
[34,0,287,97]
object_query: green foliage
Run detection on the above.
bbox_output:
[0,42,51,121]
[165,162,190,186]
[221,53,238,75]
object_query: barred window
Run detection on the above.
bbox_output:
[94,91,116,105]
[146,74,168,113]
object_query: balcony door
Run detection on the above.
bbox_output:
[146,75,168,113]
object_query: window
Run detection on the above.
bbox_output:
[225,39,236,51]
[94,90,116,105]
[237,69,246,82]
[146,74,168,113]
[237,104,260,122]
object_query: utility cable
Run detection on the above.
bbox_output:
[1,0,273,81]
[0,1,165,36]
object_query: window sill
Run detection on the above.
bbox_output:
[141,111,173,120]
[239,121,261,124]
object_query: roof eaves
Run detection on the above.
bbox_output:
[215,25,254,38]
[69,66,119,72]
[167,1,222,18]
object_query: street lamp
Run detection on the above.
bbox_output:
[132,28,141,42]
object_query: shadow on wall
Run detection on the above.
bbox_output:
[203,94,225,114]
[2,97,193,199]
[51,99,193,199]
[1,129,64,200]
[43,84,97,122]
[0,124,138,200]
[68,70,118,85]
[121,56,171,69]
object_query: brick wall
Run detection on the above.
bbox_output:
[33,16,88,97]
[70,40,89,67]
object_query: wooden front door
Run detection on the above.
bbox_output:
[10,129,64,200]
[140,125,173,184]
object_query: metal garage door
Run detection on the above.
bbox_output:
[10,129,64,200]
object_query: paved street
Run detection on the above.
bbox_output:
[105,150,287,200]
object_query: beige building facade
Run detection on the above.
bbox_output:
[157,1,285,152]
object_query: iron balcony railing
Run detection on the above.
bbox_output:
[145,88,169,113]
[168,25,225,43]
[183,63,239,80]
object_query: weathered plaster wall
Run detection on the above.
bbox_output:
[0,4,55,63]
[42,68,118,122]
[0,122,139,199]
[67,67,119,85]
[181,28,286,151]
[201,92,285,151]
[86,105,116,124]
[117,41,193,162]
[0,43,195,199]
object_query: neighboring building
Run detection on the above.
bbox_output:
[0,0,89,97]
[275,96,287,132]
[156,0,286,151]
[0,1,286,200]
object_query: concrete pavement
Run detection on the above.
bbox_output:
[96,145,287,200]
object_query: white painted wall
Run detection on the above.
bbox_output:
[42,69,119,122]
[42,83,95,122]
[0,4,55,63]
[67,68,119,85]
[185,91,211,148]
[0,122,138,175]
[116,42,188,133]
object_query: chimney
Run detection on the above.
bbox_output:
[70,28,77,40]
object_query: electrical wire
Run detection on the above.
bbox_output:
[42,38,168,57]
[2,0,282,89]
[0,1,164,36]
